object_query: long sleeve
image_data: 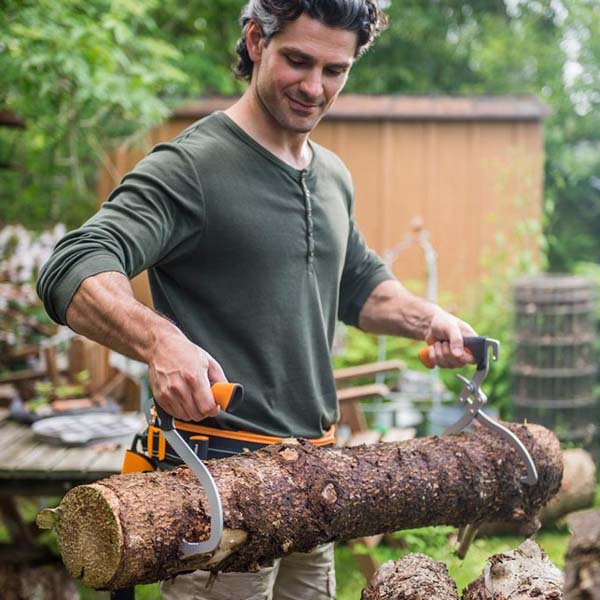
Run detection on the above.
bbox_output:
[337,205,395,328]
[37,142,205,325]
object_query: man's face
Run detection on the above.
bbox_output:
[249,14,357,134]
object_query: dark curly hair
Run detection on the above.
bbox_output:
[234,0,388,80]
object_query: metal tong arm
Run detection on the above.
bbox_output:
[444,337,539,486]
[449,336,500,418]
[476,410,539,485]
[155,403,224,555]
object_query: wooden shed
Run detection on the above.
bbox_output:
[97,94,548,309]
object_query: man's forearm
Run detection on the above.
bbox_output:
[65,271,225,422]
[65,271,179,364]
[358,279,439,340]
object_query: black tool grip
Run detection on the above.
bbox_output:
[462,336,489,370]
[154,402,174,431]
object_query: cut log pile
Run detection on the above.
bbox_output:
[37,422,562,590]
[564,508,600,599]
[362,540,564,600]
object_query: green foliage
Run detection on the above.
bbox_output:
[350,1,565,96]
[80,583,161,599]
[545,147,600,272]
[150,0,246,97]
[386,526,455,555]
[0,0,188,227]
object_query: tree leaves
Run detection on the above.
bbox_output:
[0,0,186,227]
[1,0,599,267]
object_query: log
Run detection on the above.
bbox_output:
[360,554,458,599]
[461,539,564,599]
[542,449,596,524]
[37,422,562,590]
[564,509,600,599]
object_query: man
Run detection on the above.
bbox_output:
[38,1,475,598]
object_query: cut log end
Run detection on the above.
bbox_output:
[462,539,563,600]
[56,484,123,589]
[361,554,458,600]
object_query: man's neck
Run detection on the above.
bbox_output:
[225,91,313,171]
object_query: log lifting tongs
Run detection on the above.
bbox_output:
[154,382,244,557]
[419,336,538,486]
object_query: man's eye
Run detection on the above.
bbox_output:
[326,68,345,76]
[286,56,305,66]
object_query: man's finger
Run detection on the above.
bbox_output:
[459,319,477,337]
[207,355,228,385]
[190,374,220,420]
[449,322,465,358]
[159,388,195,422]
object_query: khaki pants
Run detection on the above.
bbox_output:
[160,542,335,600]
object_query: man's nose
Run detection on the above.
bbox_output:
[299,70,323,100]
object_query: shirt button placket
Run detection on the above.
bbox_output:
[300,170,315,266]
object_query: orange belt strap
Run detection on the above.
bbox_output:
[171,419,336,447]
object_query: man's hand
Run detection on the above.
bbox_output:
[358,280,478,369]
[422,307,477,369]
[148,329,228,422]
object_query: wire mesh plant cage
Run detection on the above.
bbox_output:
[511,275,599,457]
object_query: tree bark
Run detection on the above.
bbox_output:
[461,539,564,599]
[361,554,458,599]
[478,448,596,536]
[564,509,600,599]
[37,422,562,590]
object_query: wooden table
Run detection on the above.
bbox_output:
[0,409,145,496]
[0,409,148,596]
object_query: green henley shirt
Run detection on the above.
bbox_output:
[37,112,394,438]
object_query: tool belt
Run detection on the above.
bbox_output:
[122,419,336,473]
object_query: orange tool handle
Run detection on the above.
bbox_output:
[211,382,243,411]
[418,346,436,369]
[155,382,244,431]
[418,345,473,369]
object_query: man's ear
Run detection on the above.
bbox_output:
[246,20,264,62]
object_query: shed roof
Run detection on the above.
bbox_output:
[174,94,549,122]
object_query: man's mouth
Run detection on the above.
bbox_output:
[287,95,321,112]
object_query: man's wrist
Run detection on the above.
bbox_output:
[141,313,185,365]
